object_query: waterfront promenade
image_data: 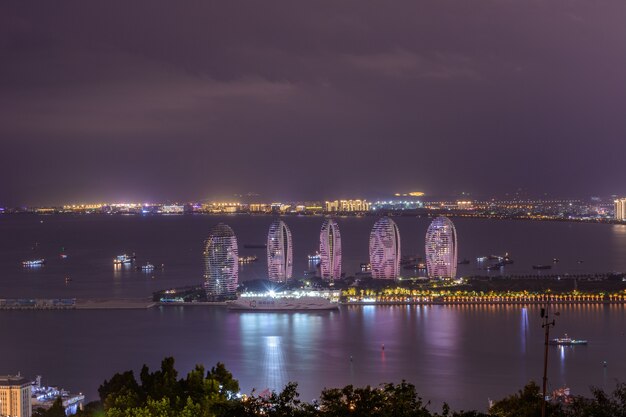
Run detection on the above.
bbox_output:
[1,294,625,310]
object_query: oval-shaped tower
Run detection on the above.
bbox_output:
[369,217,401,280]
[425,216,458,279]
[320,218,342,281]
[267,219,293,282]
[204,223,239,300]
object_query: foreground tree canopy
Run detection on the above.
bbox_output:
[33,357,626,417]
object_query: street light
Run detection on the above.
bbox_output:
[540,300,559,417]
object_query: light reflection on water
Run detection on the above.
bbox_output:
[521,307,529,354]
[263,336,287,392]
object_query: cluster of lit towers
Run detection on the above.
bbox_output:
[203,216,458,300]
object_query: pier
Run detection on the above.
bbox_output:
[0,298,156,310]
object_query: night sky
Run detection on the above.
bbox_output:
[1,1,625,205]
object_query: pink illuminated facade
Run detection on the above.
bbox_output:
[369,217,401,280]
[319,218,342,280]
[203,223,239,299]
[267,219,293,282]
[425,216,458,279]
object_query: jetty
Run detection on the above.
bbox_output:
[0,298,156,310]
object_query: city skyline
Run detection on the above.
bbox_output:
[4,193,623,209]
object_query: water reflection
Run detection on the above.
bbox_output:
[112,262,133,280]
[521,307,529,354]
[238,312,335,393]
[424,306,458,353]
[610,225,626,272]
[263,336,287,391]
[228,304,626,409]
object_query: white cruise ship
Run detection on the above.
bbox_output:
[228,290,339,311]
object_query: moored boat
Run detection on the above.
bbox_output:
[140,262,155,271]
[307,252,321,261]
[113,254,135,265]
[239,255,258,264]
[22,259,46,267]
[549,334,587,346]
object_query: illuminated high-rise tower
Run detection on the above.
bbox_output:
[320,218,342,280]
[267,219,293,282]
[425,216,458,279]
[615,198,626,221]
[369,217,401,280]
[203,223,239,300]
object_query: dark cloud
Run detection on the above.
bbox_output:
[1,0,625,205]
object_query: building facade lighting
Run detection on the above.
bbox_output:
[319,219,342,281]
[204,223,239,300]
[425,216,458,279]
[369,217,401,280]
[267,219,293,282]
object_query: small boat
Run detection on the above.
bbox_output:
[533,264,552,270]
[307,252,321,261]
[549,334,587,346]
[238,255,258,264]
[22,259,46,267]
[60,253,68,259]
[553,258,560,263]
[140,262,155,271]
[113,254,135,265]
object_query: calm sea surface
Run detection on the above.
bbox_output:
[1,214,625,411]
